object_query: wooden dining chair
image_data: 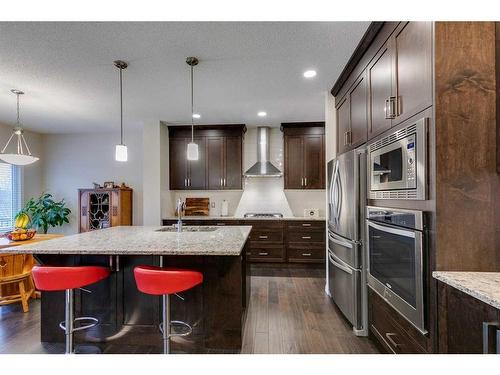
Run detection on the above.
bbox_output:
[0,253,37,312]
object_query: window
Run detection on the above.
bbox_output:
[0,162,22,233]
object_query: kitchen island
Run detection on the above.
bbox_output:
[1,225,251,353]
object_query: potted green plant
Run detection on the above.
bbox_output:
[18,193,71,234]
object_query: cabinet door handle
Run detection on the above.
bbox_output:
[385,333,400,349]
[384,98,391,119]
[482,321,500,354]
[184,178,187,187]
[223,178,226,187]
[302,223,311,227]
[302,236,311,239]
[385,96,397,119]
[304,177,307,186]
[220,177,223,187]
[302,253,312,257]
[301,177,304,187]
[258,252,269,256]
[259,235,268,239]
[216,223,226,226]
[343,131,348,146]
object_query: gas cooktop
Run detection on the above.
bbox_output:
[243,213,284,218]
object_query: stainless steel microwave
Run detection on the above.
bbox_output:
[368,118,427,200]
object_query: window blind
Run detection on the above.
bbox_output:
[0,162,22,233]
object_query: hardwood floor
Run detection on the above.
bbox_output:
[0,264,378,354]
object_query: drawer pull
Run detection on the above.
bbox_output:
[385,333,401,349]
[301,236,311,239]
[258,252,269,256]
[302,253,312,257]
[302,223,311,227]
[259,235,269,239]
[217,223,226,226]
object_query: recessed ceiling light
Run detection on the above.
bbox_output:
[192,113,201,119]
[303,70,317,78]
[257,111,267,117]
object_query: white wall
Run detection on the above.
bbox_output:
[41,131,143,234]
[0,122,44,204]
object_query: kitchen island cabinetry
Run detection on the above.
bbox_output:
[435,273,500,354]
[3,226,251,353]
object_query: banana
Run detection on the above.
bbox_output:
[15,213,30,229]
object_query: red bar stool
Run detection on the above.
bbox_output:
[134,265,203,354]
[31,265,110,354]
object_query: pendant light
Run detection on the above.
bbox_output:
[0,90,39,166]
[186,57,199,161]
[114,60,128,162]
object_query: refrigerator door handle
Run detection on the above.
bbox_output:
[332,160,340,225]
[328,251,353,274]
[328,232,353,249]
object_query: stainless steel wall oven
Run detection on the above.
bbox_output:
[366,206,427,333]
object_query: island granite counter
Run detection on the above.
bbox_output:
[1,225,252,353]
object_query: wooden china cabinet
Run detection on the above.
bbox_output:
[78,187,133,233]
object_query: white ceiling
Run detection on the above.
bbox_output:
[0,22,369,134]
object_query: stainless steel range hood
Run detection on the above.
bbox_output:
[244,127,282,177]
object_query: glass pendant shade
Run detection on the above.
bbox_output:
[115,144,128,162]
[1,91,39,166]
[187,142,199,161]
[0,153,39,166]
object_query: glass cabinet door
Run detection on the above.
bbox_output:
[88,191,111,230]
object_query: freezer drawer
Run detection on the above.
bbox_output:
[328,251,362,329]
[328,230,361,269]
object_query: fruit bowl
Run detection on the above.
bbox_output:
[7,228,36,241]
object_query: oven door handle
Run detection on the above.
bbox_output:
[367,221,416,239]
[328,232,353,249]
[328,252,353,274]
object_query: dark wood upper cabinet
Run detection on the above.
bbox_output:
[224,136,243,189]
[168,125,245,191]
[169,137,189,190]
[303,134,324,189]
[368,41,394,139]
[187,137,206,190]
[336,96,350,155]
[336,71,368,155]
[334,21,433,148]
[207,137,224,190]
[349,72,368,148]
[283,135,304,189]
[393,22,433,124]
[282,122,325,190]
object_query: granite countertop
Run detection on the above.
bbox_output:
[163,215,326,221]
[433,271,500,310]
[0,225,252,256]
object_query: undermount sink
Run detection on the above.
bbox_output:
[156,226,218,233]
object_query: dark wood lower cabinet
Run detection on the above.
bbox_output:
[162,218,326,264]
[368,288,428,354]
[437,281,500,354]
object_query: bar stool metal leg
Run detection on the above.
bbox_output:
[162,294,171,354]
[65,289,74,354]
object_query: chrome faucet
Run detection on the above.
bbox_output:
[175,198,185,233]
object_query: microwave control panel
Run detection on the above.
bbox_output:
[406,134,416,182]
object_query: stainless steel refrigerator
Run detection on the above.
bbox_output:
[326,147,368,336]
